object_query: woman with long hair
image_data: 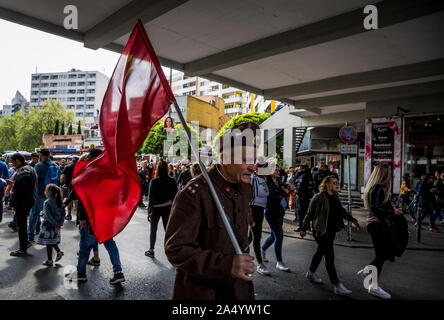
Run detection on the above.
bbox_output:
[145,159,178,258]
[300,175,360,295]
[359,164,403,299]
[261,165,290,272]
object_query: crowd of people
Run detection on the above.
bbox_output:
[0,123,441,300]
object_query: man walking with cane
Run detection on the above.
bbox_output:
[165,122,259,300]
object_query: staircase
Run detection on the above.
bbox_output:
[338,190,365,208]
[294,127,307,154]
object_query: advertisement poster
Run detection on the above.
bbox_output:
[365,117,402,193]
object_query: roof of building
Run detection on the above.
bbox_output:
[1,0,443,119]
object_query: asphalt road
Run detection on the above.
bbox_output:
[1,207,443,300]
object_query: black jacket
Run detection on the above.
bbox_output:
[294,171,313,199]
[266,176,288,217]
[10,164,37,211]
[138,168,149,186]
[177,170,192,188]
[312,169,337,193]
[368,184,394,223]
[148,176,178,215]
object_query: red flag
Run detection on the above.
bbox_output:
[72,20,175,243]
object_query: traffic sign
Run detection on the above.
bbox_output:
[339,125,357,144]
[341,144,357,154]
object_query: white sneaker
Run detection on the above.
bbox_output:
[261,250,268,263]
[357,268,369,279]
[368,286,391,299]
[334,283,352,295]
[256,264,271,276]
[306,272,323,284]
[276,261,289,272]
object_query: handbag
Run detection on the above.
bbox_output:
[280,197,288,210]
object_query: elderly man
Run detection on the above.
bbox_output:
[165,122,259,300]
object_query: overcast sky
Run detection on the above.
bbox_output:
[0,19,172,106]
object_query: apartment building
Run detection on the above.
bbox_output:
[170,71,276,117]
[30,69,109,125]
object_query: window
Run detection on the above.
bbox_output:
[50,83,58,87]
[68,74,77,79]
[86,112,94,117]
[31,84,39,88]
[86,97,94,101]
[78,74,85,78]
[77,82,85,86]
[68,90,76,94]
[41,91,48,95]
[31,98,38,103]
[76,105,84,109]
[59,82,67,87]
[76,112,83,117]
[40,83,48,87]
[66,105,75,109]
[60,74,68,79]
[87,89,95,94]
[68,82,77,87]
[68,97,75,102]
[58,90,67,94]
[31,91,39,95]
[87,74,96,78]
[77,97,84,101]
[87,81,95,86]
[86,104,94,109]
[41,75,49,80]
[50,75,58,80]
[49,90,57,94]
[77,89,85,94]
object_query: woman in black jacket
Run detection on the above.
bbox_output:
[145,159,178,258]
[261,165,290,272]
[360,164,403,299]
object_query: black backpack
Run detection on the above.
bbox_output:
[389,214,409,257]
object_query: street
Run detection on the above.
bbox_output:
[1,207,443,300]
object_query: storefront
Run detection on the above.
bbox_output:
[365,114,444,194]
[403,114,444,188]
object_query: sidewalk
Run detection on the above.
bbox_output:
[262,208,444,251]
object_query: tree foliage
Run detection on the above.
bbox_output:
[60,122,65,135]
[0,99,75,152]
[67,124,73,135]
[77,120,82,134]
[139,120,202,159]
[212,112,270,151]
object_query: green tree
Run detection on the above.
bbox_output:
[77,120,81,134]
[60,122,65,135]
[0,99,75,152]
[140,120,202,158]
[212,112,270,151]
[54,119,60,135]
[0,115,19,152]
[67,124,73,135]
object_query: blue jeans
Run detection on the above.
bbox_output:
[28,195,44,240]
[262,209,284,262]
[419,200,435,228]
[77,226,122,274]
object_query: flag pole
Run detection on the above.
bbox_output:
[172,100,243,255]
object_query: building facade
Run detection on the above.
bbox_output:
[170,71,278,117]
[2,91,29,117]
[30,69,109,125]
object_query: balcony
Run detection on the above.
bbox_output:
[224,96,246,104]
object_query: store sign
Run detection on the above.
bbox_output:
[364,117,402,192]
[371,122,394,168]
[340,144,357,154]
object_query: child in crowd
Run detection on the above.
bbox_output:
[37,184,65,266]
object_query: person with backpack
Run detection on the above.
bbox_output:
[28,149,61,244]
